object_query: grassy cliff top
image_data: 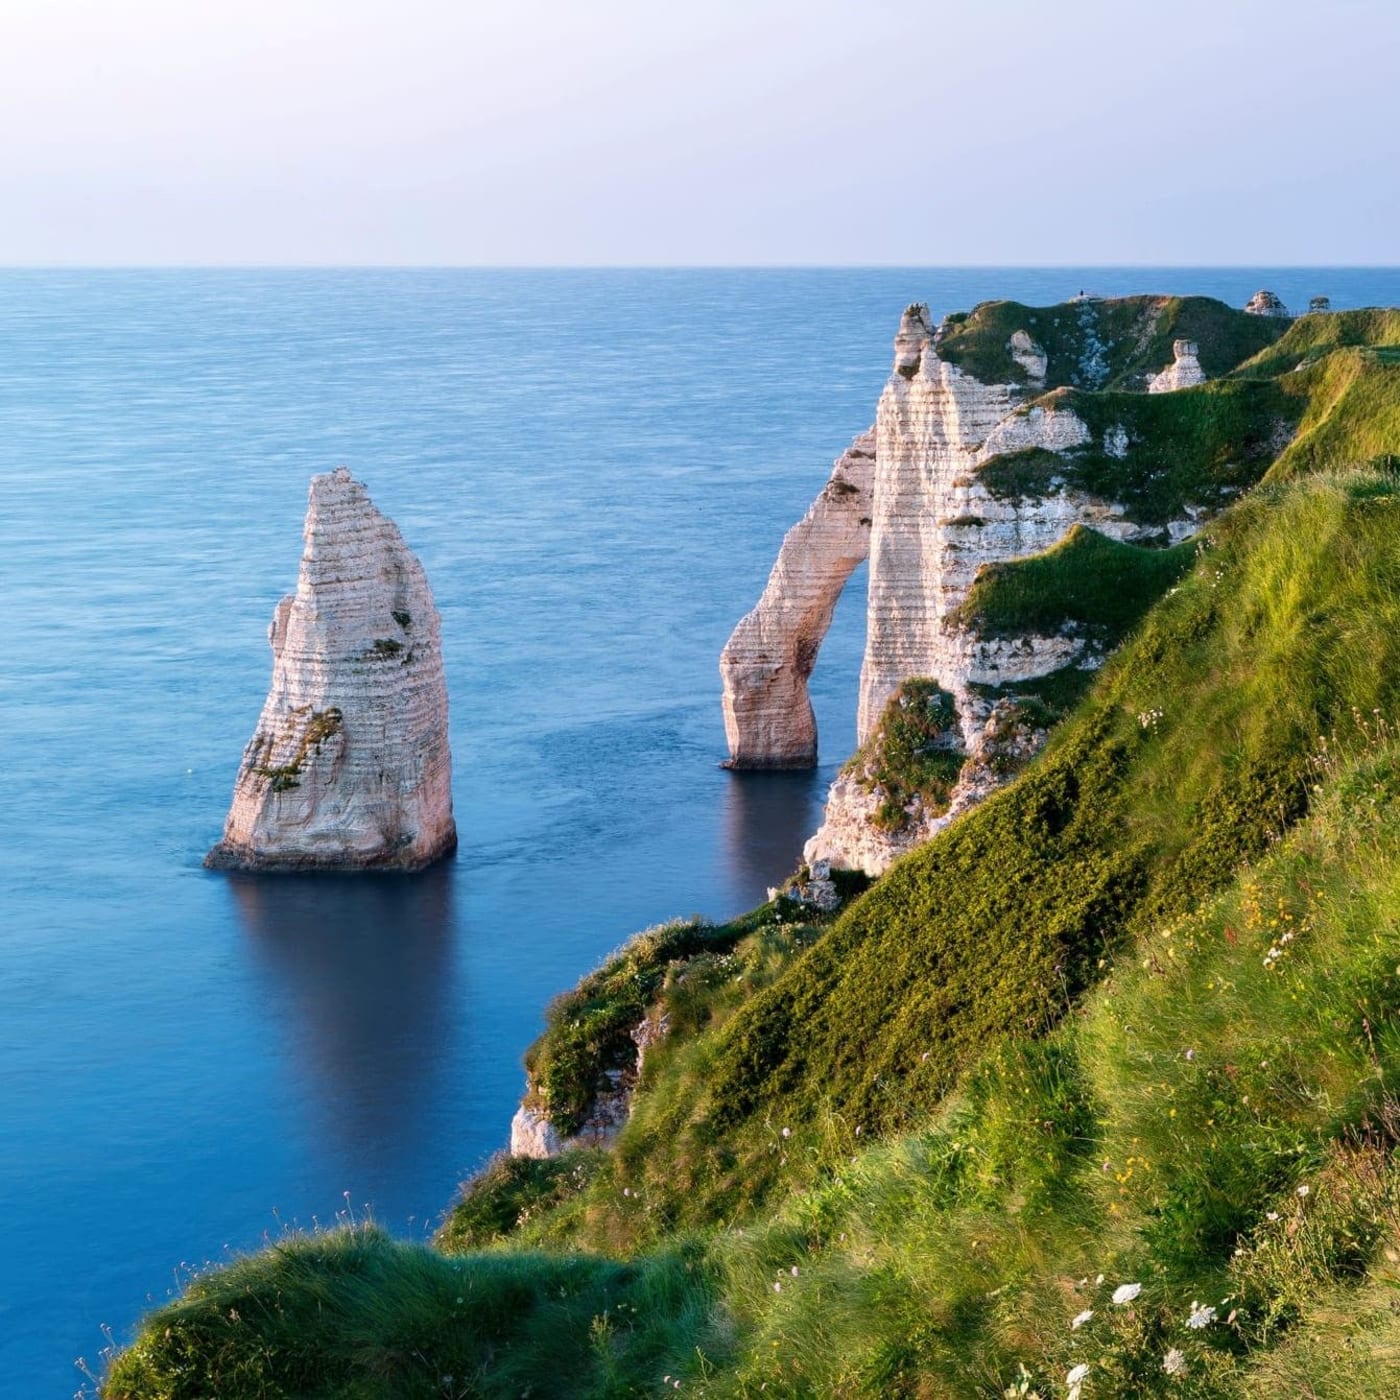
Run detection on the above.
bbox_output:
[934,293,1289,391]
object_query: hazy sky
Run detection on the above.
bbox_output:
[3,0,1396,265]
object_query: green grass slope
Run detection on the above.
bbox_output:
[579,472,1400,1236]
[955,525,1195,644]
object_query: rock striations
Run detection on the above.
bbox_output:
[811,315,1165,872]
[724,295,1289,875]
[207,467,456,872]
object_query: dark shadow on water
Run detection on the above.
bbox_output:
[721,767,828,907]
[227,865,458,1183]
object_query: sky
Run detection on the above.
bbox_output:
[2,0,1397,266]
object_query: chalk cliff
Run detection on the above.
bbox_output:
[725,294,1294,874]
[811,322,1165,871]
[207,467,456,872]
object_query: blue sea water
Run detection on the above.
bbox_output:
[1,267,1397,1396]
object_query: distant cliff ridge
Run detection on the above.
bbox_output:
[723,292,1299,872]
[207,467,456,872]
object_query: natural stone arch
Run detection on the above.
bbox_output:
[719,430,875,768]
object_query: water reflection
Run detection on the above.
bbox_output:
[721,768,827,902]
[228,866,458,1183]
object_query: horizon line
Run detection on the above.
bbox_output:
[1,262,1397,273]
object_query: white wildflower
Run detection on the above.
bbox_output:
[790,1265,799,1277]
[1066,1363,1089,1385]
[1163,1348,1187,1376]
[1266,1211,1279,1222]
[1296,1183,1310,1197]
[781,1127,791,1139]
[773,1281,781,1292]
[1112,1282,1142,1305]
[1071,1308,1094,1329]
[1186,1301,1216,1329]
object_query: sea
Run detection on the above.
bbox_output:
[2,267,1397,1396]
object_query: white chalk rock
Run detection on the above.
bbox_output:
[1008,328,1047,383]
[1244,289,1290,318]
[207,467,456,872]
[510,1105,564,1159]
[1148,339,1206,393]
[720,430,876,767]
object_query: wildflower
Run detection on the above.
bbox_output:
[1163,1348,1187,1376]
[1067,1362,1089,1397]
[1184,1048,1196,1061]
[781,1127,791,1139]
[1266,1211,1279,1222]
[1095,1274,1105,1285]
[773,1281,781,1292]
[1186,1301,1216,1329]
[1071,1309,1094,1329]
[790,1265,799,1277]
[1112,1282,1142,1305]
[1296,1183,1310,1197]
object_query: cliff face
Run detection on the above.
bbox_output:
[726,294,1293,874]
[811,324,1168,871]
[207,467,456,872]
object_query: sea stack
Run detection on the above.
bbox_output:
[206,467,456,872]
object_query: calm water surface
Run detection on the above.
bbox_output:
[1,268,1396,1395]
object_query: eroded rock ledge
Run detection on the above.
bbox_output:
[207,467,456,872]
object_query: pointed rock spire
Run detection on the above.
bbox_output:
[207,467,456,871]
